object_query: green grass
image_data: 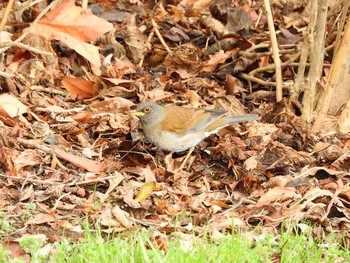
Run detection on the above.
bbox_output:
[1,225,349,263]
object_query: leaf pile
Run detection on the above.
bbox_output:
[0,0,349,254]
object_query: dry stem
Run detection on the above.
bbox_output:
[263,0,282,102]
[301,0,329,123]
[151,18,172,55]
[313,14,350,133]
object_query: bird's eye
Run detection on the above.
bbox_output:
[143,106,151,113]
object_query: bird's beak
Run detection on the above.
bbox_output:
[129,109,144,116]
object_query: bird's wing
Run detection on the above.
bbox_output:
[160,106,227,135]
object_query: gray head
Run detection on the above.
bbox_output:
[130,102,165,126]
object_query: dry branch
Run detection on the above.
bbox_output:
[313,14,350,133]
[301,0,329,123]
[290,1,317,111]
[263,0,282,102]
[334,0,350,54]
[0,0,15,30]
[151,19,172,55]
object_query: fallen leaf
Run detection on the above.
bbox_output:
[61,77,97,99]
[135,181,157,201]
[256,187,300,206]
[27,213,56,224]
[112,205,133,228]
[31,0,113,74]
[54,146,105,172]
[0,93,28,117]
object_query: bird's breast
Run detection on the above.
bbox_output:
[158,131,205,152]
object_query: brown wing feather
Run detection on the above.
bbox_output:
[161,106,226,135]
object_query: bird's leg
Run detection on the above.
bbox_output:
[165,151,175,171]
[179,147,195,170]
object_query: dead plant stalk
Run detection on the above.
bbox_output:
[263,0,282,102]
[313,14,350,133]
[301,0,328,123]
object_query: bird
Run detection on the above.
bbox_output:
[129,101,260,169]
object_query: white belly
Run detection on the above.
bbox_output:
[149,130,206,152]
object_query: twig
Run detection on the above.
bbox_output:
[289,62,330,68]
[0,0,15,30]
[14,0,45,12]
[151,19,172,55]
[0,173,61,185]
[130,217,162,227]
[20,173,34,191]
[49,191,72,214]
[255,9,263,28]
[1,41,53,56]
[266,155,286,170]
[263,0,283,102]
[30,86,67,95]
[68,173,126,186]
[244,43,270,53]
[0,71,12,78]
[0,172,126,188]
[239,72,277,87]
[16,137,52,153]
[248,52,300,76]
[217,197,243,216]
[239,48,296,58]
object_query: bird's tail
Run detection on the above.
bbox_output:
[225,114,260,124]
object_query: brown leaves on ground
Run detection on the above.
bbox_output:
[31,0,113,74]
[0,0,349,255]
